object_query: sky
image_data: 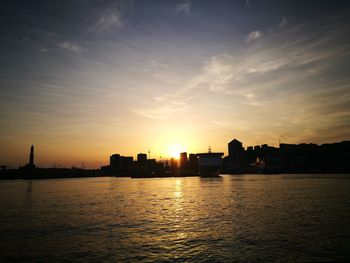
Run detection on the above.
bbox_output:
[0,0,350,168]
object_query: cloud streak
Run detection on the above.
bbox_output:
[90,9,124,33]
[246,30,262,43]
[131,97,190,120]
[58,42,87,53]
[175,1,192,16]
[86,1,132,34]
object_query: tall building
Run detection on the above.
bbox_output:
[137,153,147,165]
[180,152,188,169]
[228,139,244,166]
[120,156,133,169]
[110,154,120,168]
[228,139,243,156]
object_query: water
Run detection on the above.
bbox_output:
[0,174,349,262]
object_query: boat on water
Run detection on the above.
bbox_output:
[197,147,224,177]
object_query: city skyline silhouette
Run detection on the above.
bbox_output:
[1,138,349,178]
[1,1,350,169]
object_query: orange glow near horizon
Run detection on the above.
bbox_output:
[167,143,187,159]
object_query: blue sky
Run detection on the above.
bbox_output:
[0,0,350,167]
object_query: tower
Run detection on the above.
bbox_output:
[29,145,34,166]
[180,152,188,169]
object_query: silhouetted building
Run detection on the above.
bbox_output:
[228,139,243,155]
[180,152,188,169]
[120,156,133,169]
[102,140,350,177]
[110,154,120,168]
[279,143,319,172]
[137,153,147,165]
[188,154,198,171]
[228,139,244,166]
[224,140,281,173]
[245,146,256,164]
[223,138,350,173]
[156,162,164,169]
[147,159,157,168]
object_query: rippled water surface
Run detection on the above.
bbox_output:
[1,174,350,262]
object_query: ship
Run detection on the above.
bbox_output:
[197,147,224,177]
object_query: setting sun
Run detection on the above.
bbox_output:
[167,144,187,159]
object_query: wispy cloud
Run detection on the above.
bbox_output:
[278,17,288,28]
[173,20,348,101]
[245,30,262,43]
[187,54,234,92]
[175,1,192,16]
[131,98,189,120]
[58,42,87,53]
[88,5,125,34]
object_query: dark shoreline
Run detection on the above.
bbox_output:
[1,168,349,180]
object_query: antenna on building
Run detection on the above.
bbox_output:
[148,148,151,159]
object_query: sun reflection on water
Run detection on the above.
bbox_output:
[174,179,183,199]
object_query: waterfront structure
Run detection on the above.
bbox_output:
[29,145,34,167]
[197,147,224,177]
[110,154,120,168]
[188,154,198,171]
[137,153,147,165]
[180,152,188,169]
[120,156,133,169]
[100,139,350,177]
[23,145,36,169]
[228,139,244,166]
